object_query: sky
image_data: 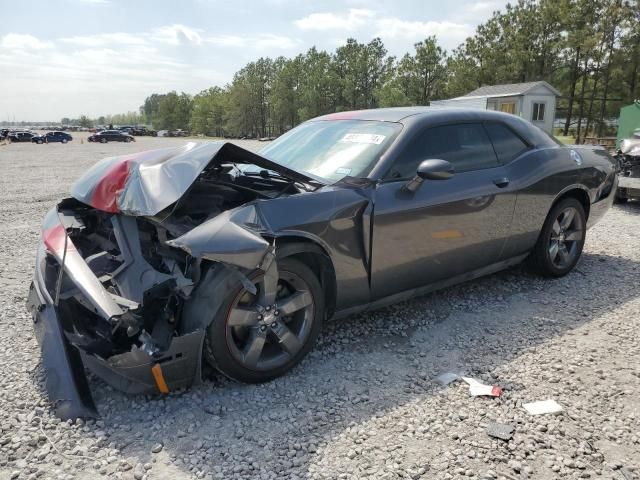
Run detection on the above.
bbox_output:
[0,0,508,122]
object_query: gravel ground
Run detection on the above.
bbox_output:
[0,134,638,480]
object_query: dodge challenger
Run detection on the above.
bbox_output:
[27,107,617,419]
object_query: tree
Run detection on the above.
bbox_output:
[190,87,227,136]
[78,115,93,128]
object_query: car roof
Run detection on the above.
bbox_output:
[312,106,527,124]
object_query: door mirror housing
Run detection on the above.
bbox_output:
[404,159,454,193]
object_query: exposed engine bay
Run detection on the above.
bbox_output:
[28,142,322,418]
[616,132,640,201]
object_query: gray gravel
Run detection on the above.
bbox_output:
[0,134,639,480]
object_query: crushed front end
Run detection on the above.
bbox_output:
[616,137,640,201]
[27,201,205,419]
[27,142,319,419]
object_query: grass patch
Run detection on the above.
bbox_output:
[554,135,576,144]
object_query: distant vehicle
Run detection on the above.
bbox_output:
[32,131,73,144]
[615,128,640,203]
[157,130,169,137]
[1,129,11,139]
[169,129,189,137]
[88,130,135,143]
[8,131,36,142]
[130,126,157,136]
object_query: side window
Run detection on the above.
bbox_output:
[484,123,529,164]
[388,123,499,179]
[532,102,545,121]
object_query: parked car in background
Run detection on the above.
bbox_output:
[27,107,617,419]
[88,130,135,143]
[32,131,73,144]
[169,129,189,137]
[615,128,640,203]
[156,130,169,137]
[130,126,157,136]
[8,131,36,142]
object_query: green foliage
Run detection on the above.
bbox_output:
[80,0,639,140]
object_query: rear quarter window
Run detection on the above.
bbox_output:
[484,123,530,164]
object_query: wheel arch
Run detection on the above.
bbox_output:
[273,235,337,319]
[551,186,591,220]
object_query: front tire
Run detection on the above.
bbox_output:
[200,257,324,383]
[529,198,586,277]
[100,138,107,143]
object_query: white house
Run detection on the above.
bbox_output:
[430,81,560,133]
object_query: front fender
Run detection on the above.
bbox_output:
[166,205,271,270]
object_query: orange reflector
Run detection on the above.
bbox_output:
[151,364,169,394]
[431,229,464,240]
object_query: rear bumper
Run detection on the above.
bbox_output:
[28,207,205,418]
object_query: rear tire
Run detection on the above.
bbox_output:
[197,257,324,383]
[529,198,586,277]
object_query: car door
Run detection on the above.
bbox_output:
[370,122,518,299]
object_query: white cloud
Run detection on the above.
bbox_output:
[254,34,299,50]
[151,24,204,46]
[206,35,248,47]
[375,18,472,45]
[60,33,147,47]
[77,0,111,4]
[294,8,375,31]
[206,33,299,50]
[0,33,54,50]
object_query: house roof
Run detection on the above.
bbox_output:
[462,81,561,98]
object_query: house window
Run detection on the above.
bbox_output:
[500,102,516,114]
[532,102,545,121]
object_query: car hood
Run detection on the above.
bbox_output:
[70,141,322,216]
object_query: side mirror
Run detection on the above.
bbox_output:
[404,159,454,193]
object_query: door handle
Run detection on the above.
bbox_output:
[493,177,509,188]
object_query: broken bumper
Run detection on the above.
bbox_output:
[27,208,205,419]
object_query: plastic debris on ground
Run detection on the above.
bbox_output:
[523,399,563,415]
[435,372,502,397]
[436,372,462,386]
[461,377,502,397]
[486,422,515,441]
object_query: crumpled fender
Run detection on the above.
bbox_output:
[27,283,98,420]
[166,204,271,270]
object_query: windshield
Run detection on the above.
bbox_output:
[258,120,402,182]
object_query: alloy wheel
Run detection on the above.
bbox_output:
[548,206,584,269]
[224,269,315,372]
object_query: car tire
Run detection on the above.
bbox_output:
[125,137,131,143]
[529,197,586,277]
[193,257,324,383]
[62,139,67,144]
[100,138,107,143]
[37,140,43,144]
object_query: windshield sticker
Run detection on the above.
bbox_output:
[335,167,352,175]
[340,133,386,145]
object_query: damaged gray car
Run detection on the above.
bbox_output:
[27,107,617,419]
